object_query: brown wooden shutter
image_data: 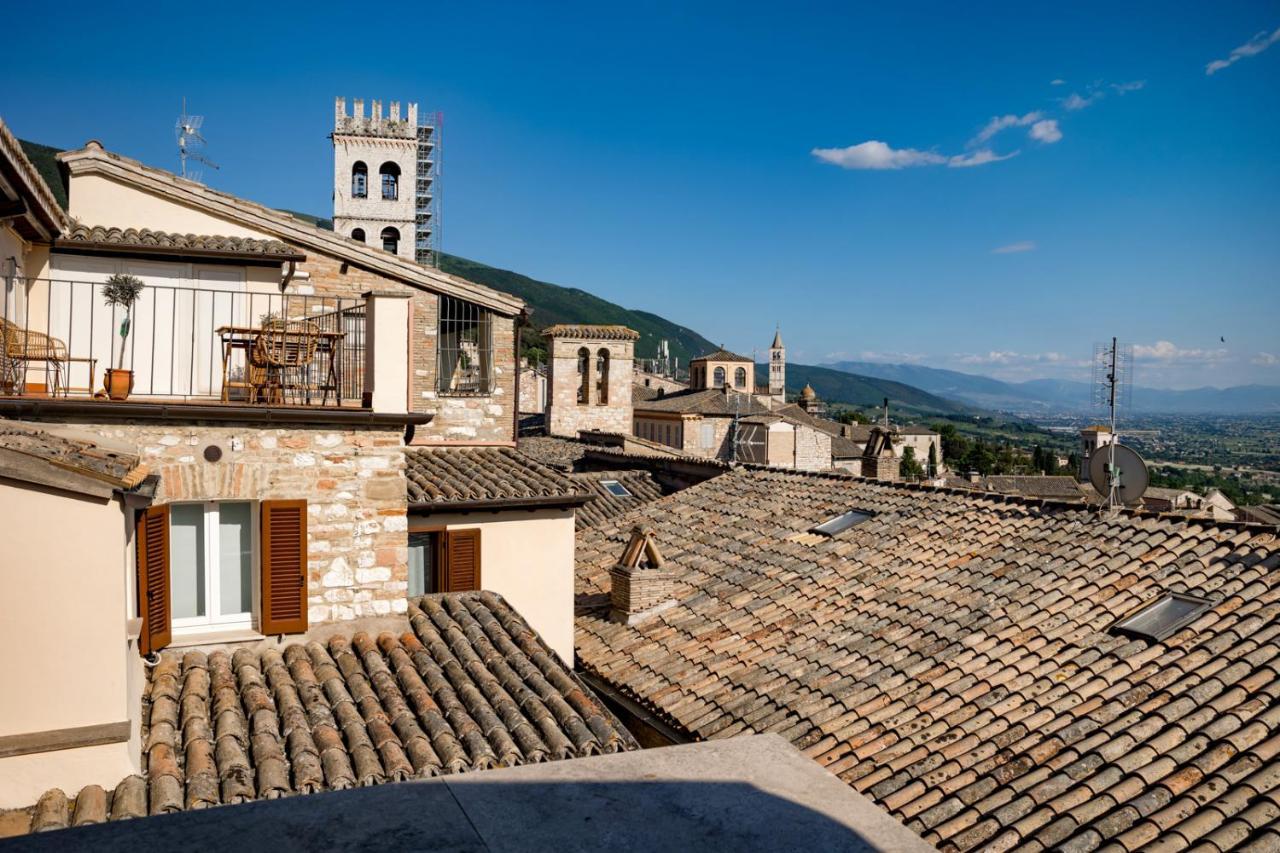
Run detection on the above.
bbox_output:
[261,500,308,635]
[135,505,171,656]
[442,529,481,592]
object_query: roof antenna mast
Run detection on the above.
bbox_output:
[176,97,219,183]
[1090,338,1147,511]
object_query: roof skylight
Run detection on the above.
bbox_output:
[810,509,873,537]
[1110,592,1213,642]
[602,480,633,498]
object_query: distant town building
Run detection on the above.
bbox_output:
[1077,424,1115,480]
[689,347,753,391]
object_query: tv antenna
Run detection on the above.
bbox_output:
[1090,337,1146,509]
[176,98,219,182]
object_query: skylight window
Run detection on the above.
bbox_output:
[1110,593,1213,642]
[810,509,873,537]
[602,480,633,498]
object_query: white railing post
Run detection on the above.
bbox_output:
[362,291,411,414]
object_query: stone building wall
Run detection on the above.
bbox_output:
[294,250,515,443]
[545,336,634,438]
[674,415,734,460]
[66,420,410,627]
[794,426,833,471]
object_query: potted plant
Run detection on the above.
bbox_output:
[102,274,145,400]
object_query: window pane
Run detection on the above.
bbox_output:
[218,502,253,615]
[408,533,437,597]
[170,504,206,619]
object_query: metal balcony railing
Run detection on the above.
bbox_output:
[1,276,365,406]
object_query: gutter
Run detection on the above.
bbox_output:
[578,671,691,746]
[409,491,594,514]
[0,398,432,429]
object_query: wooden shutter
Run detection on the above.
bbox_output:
[261,500,308,635]
[135,505,171,656]
[442,529,481,592]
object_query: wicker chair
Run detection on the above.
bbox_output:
[0,316,69,395]
[253,319,320,405]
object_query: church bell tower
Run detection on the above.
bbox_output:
[769,326,786,403]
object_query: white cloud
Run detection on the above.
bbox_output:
[811,141,946,170]
[948,148,1018,168]
[1206,26,1280,75]
[856,350,927,364]
[1111,80,1146,94]
[1029,119,1063,143]
[1133,340,1230,364]
[955,350,1079,367]
[970,112,1041,146]
[1251,352,1278,366]
[1063,91,1102,111]
[992,241,1036,254]
[1050,78,1066,86]
[812,141,1016,170]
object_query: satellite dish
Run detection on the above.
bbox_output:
[1089,443,1149,506]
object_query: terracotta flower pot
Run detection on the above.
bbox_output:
[104,368,134,401]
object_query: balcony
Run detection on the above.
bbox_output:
[1,277,367,409]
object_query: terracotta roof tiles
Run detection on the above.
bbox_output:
[6,593,636,835]
[568,470,664,530]
[541,324,640,341]
[405,446,590,509]
[59,223,304,259]
[574,468,1280,852]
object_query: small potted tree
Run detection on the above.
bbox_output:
[102,274,145,400]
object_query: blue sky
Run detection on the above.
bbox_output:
[3,1,1277,389]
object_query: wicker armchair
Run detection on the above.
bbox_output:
[253,319,320,405]
[1,316,69,395]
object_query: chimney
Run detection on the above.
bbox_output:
[967,470,981,484]
[860,426,901,483]
[609,526,675,625]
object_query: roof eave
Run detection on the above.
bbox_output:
[409,492,595,514]
[56,146,525,316]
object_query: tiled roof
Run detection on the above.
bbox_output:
[690,347,753,363]
[774,404,865,457]
[0,420,149,496]
[0,119,69,238]
[541,324,640,341]
[633,387,773,416]
[57,223,304,260]
[568,470,664,530]
[7,593,637,835]
[517,435,591,471]
[982,475,1090,500]
[405,446,590,510]
[575,468,1280,852]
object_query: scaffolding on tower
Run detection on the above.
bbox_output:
[415,111,442,267]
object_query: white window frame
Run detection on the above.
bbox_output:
[170,500,259,635]
[700,422,715,449]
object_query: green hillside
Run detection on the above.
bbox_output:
[772,362,971,416]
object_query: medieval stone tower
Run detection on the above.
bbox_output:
[332,97,437,265]
[769,327,786,403]
[543,325,639,438]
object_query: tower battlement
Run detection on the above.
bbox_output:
[334,97,421,139]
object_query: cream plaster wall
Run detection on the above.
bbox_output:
[66,174,274,240]
[0,478,139,807]
[407,509,576,662]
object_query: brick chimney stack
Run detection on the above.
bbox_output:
[860,426,901,482]
[609,526,675,625]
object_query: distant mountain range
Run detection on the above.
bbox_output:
[824,360,1280,415]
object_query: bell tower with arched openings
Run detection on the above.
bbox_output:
[769,326,786,403]
[332,97,436,263]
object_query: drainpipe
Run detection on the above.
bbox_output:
[279,259,296,292]
[512,308,527,441]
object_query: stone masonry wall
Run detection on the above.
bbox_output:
[794,426,833,472]
[295,249,516,443]
[68,421,410,627]
[545,337,634,438]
